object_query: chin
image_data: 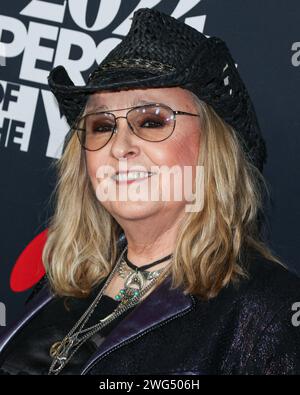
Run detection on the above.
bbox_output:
[103,200,163,222]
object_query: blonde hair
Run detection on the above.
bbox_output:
[43,93,285,300]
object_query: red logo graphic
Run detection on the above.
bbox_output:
[10,229,47,292]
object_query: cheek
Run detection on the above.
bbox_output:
[85,152,107,189]
[85,152,96,179]
[151,127,201,167]
[178,129,201,165]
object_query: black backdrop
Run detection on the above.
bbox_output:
[0,0,299,332]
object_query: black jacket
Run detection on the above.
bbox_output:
[1,249,300,375]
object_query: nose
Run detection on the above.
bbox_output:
[114,115,134,133]
[109,116,139,160]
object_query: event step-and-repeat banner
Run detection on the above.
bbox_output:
[0,0,299,331]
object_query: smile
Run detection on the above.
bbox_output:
[112,171,154,183]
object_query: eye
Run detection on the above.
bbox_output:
[92,123,114,133]
[90,119,115,133]
[140,116,165,128]
[86,113,115,133]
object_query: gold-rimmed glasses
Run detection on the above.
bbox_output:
[75,103,201,151]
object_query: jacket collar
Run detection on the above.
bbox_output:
[80,275,195,374]
[0,285,54,354]
[0,275,195,374]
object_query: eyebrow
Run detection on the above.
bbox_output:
[85,98,159,112]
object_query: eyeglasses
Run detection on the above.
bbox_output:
[75,103,201,151]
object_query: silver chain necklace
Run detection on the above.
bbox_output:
[114,258,166,302]
[48,246,170,375]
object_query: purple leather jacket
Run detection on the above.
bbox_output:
[1,249,300,375]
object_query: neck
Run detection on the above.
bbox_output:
[117,209,185,268]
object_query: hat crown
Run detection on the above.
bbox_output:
[88,8,207,82]
[48,7,267,172]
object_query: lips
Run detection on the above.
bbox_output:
[112,171,154,183]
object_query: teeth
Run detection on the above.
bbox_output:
[113,172,153,181]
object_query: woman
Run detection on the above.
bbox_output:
[0,7,299,375]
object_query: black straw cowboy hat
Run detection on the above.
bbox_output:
[47,7,267,172]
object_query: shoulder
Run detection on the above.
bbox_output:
[233,251,300,338]
[206,248,300,343]
[209,250,300,374]
[205,248,300,319]
[24,275,52,306]
[235,250,300,310]
[238,254,300,374]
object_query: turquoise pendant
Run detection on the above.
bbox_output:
[114,287,140,305]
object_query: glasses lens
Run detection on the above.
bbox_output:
[128,105,175,142]
[77,112,115,150]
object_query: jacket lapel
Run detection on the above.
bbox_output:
[0,238,127,355]
[0,286,54,354]
[0,273,196,374]
[80,275,195,374]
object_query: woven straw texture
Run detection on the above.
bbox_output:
[48,7,267,172]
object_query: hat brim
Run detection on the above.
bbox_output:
[47,65,182,127]
[47,40,267,173]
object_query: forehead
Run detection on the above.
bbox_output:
[84,87,196,112]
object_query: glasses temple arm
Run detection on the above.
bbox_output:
[175,111,201,117]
